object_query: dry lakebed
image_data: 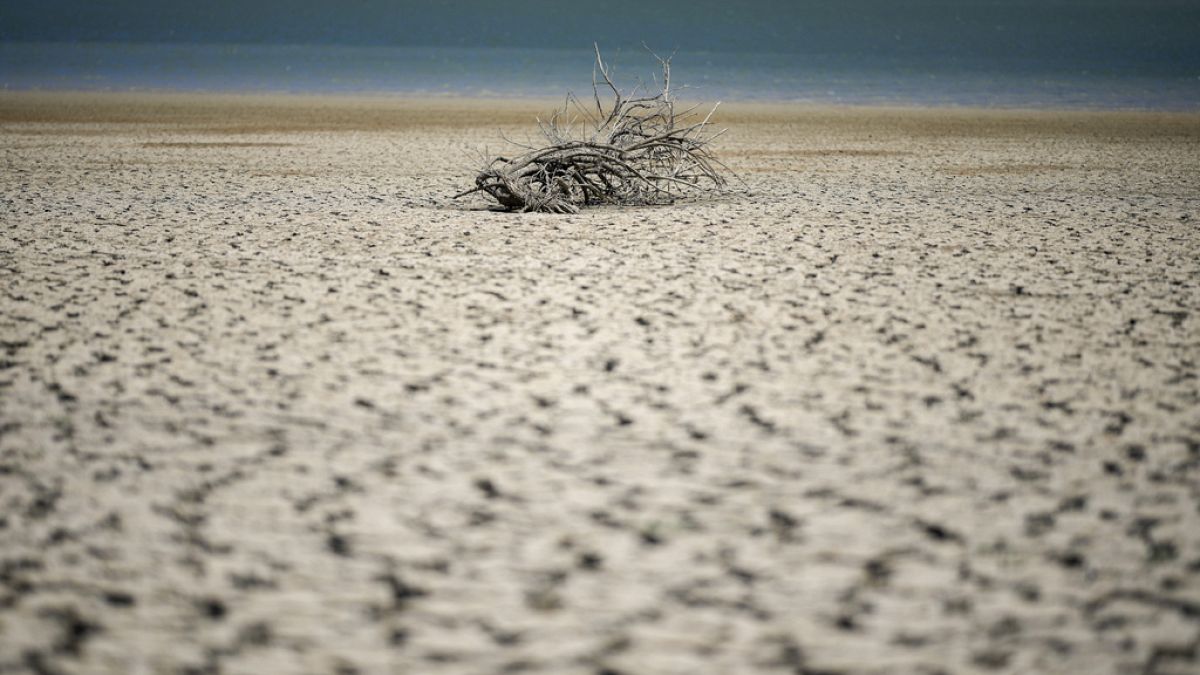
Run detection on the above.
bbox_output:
[1,92,1198,674]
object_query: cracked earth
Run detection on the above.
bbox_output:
[1,94,1198,674]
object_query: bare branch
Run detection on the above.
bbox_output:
[459,46,736,213]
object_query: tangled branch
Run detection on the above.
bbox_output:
[457,45,733,213]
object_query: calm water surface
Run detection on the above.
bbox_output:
[2,42,1197,110]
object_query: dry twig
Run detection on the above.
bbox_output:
[456,45,732,213]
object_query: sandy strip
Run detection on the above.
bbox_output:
[1,91,1199,674]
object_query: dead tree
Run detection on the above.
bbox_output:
[456,46,732,213]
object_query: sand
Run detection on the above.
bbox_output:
[1,91,1198,675]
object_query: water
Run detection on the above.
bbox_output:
[2,42,1198,110]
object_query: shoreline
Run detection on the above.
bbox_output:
[4,89,1200,131]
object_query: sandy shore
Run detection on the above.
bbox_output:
[1,91,1198,674]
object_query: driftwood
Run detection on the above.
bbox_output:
[456,46,731,213]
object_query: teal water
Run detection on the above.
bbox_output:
[2,42,1198,110]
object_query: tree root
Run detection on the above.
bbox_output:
[458,45,734,213]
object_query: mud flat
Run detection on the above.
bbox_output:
[1,92,1198,674]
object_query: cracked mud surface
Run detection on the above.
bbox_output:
[1,93,1199,674]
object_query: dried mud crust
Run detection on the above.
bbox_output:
[0,95,1198,674]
